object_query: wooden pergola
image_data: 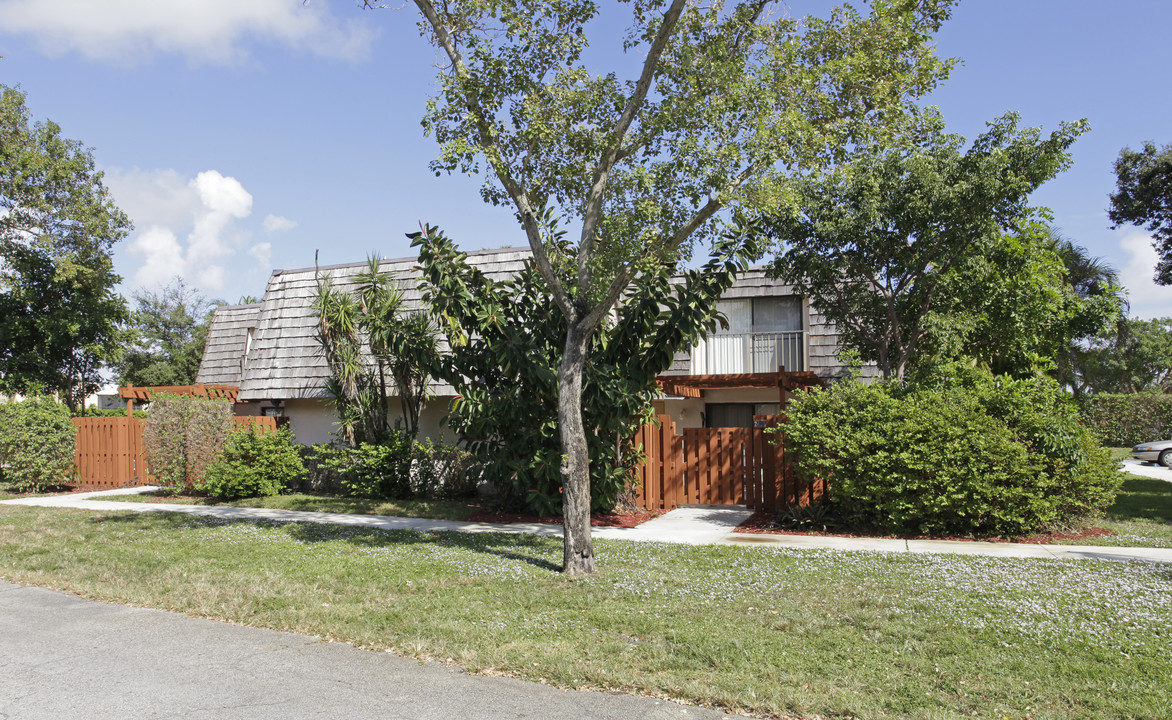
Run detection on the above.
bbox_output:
[117,383,240,416]
[655,367,826,408]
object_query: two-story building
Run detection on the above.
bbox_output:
[195,247,862,445]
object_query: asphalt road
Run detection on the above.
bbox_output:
[1120,459,1172,482]
[0,582,737,720]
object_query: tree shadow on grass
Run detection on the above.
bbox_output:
[1109,477,1172,524]
[85,511,564,573]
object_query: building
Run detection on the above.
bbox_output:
[196,247,865,445]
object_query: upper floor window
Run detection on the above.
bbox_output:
[714,296,802,334]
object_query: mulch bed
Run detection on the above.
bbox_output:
[465,507,661,528]
[734,511,1118,544]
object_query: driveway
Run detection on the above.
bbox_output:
[1120,459,1172,482]
[0,581,737,720]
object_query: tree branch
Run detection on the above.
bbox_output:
[412,0,576,321]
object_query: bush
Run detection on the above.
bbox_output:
[199,426,306,500]
[143,394,233,493]
[782,365,1120,537]
[1078,393,1172,447]
[311,433,413,499]
[74,407,148,419]
[0,396,76,492]
[410,438,476,499]
[302,435,475,500]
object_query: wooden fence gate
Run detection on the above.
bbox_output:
[72,416,280,489]
[631,414,824,512]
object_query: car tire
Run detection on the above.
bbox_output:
[1160,451,1172,468]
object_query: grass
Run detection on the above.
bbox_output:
[100,491,477,521]
[1,504,1169,720]
[1106,446,1134,462]
[1052,473,1172,549]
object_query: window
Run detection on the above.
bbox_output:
[705,403,783,428]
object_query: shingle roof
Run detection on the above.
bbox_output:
[225,247,531,401]
[194,304,262,387]
[199,248,868,401]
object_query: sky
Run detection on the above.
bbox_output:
[0,0,1170,318]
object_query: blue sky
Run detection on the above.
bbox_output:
[1,0,1170,318]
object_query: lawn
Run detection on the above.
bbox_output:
[0,504,1168,720]
[101,491,477,521]
[1051,473,1172,549]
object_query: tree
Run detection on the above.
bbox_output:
[116,278,218,387]
[0,85,129,408]
[1077,318,1172,394]
[385,0,957,575]
[311,256,439,445]
[412,220,761,516]
[766,112,1088,382]
[1108,141,1172,285]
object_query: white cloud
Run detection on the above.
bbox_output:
[1118,230,1172,320]
[249,242,273,267]
[117,169,261,293]
[263,214,297,233]
[0,0,376,65]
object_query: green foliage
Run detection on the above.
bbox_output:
[921,224,1122,378]
[0,396,75,492]
[306,434,473,501]
[0,85,129,409]
[1074,318,1172,395]
[412,222,760,515]
[310,435,413,499]
[117,278,217,387]
[311,256,439,445]
[1109,140,1172,284]
[73,407,148,419]
[142,394,233,493]
[767,112,1088,380]
[1078,393,1172,447]
[199,427,306,500]
[783,365,1120,536]
[410,438,476,500]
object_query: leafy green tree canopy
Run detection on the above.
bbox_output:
[1109,141,1172,285]
[0,85,129,408]
[389,0,958,575]
[767,112,1088,381]
[117,278,218,388]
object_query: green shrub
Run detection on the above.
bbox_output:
[0,396,76,492]
[410,438,476,499]
[782,365,1121,536]
[303,435,474,500]
[312,433,413,499]
[74,407,148,419]
[199,426,306,500]
[1078,393,1172,447]
[143,394,233,493]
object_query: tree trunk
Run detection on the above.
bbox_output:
[558,320,595,577]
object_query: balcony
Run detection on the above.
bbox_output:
[690,331,806,374]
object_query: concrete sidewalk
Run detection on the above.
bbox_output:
[0,581,737,720]
[4,487,1171,564]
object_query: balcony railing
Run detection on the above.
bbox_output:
[691,331,806,374]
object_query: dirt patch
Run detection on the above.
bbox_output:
[734,511,1118,544]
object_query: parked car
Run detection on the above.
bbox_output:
[1132,440,1172,467]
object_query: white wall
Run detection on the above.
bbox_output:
[282,396,456,446]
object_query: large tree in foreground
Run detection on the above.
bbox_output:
[766,112,1088,382]
[0,85,129,409]
[381,0,956,575]
[1109,141,1172,285]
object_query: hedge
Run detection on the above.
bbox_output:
[1078,393,1172,447]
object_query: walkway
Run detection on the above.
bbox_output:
[4,487,1170,564]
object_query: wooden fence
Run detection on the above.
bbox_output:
[72,416,280,489]
[632,414,824,512]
